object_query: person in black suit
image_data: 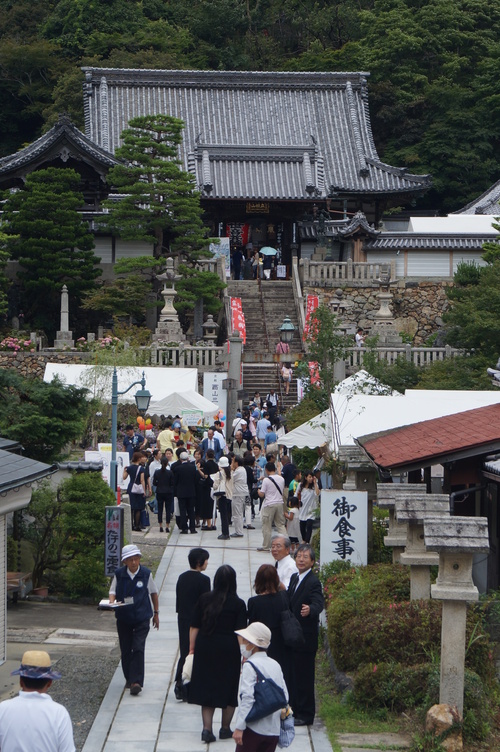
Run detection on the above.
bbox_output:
[173,452,198,533]
[200,429,223,461]
[174,547,211,700]
[287,544,324,726]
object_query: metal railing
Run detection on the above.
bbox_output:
[291,257,306,340]
[299,259,396,285]
[347,344,460,368]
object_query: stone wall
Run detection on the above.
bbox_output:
[0,351,93,380]
[304,280,453,345]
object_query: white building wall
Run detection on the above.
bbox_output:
[407,251,450,277]
[452,252,487,274]
[365,251,405,277]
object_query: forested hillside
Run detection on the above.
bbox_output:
[0,0,499,212]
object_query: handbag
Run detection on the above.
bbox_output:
[278,709,295,748]
[280,592,305,649]
[131,482,144,494]
[245,661,288,723]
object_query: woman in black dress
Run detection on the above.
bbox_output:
[123,451,147,531]
[152,457,174,532]
[247,564,289,679]
[188,564,247,743]
[196,449,218,530]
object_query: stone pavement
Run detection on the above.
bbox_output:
[82,523,334,752]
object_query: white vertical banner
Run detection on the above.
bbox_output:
[210,237,231,278]
[320,490,368,566]
[203,372,228,418]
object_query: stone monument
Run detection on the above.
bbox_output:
[153,258,185,343]
[377,483,426,563]
[370,268,402,346]
[54,284,74,349]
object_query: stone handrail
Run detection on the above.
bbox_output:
[299,258,396,285]
[151,344,223,368]
[291,257,306,340]
[347,344,460,368]
[197,256,226,281]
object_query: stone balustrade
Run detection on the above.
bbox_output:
[150,343,224,368]
[424,516,489,714]
[395,494,450,600]
[299,258,396,286]
[348,344,460,369]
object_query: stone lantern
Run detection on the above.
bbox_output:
[376,483,426,563]
[153,257,185,343]
[395,494,450,600]
[424,516,489,714]
[202,314,219,342]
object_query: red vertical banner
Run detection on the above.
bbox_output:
[230,297,246,344]
[303,295,319,340]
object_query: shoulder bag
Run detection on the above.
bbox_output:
[279,590,305,649]
[245,661,288,723]
[131,467,145,495]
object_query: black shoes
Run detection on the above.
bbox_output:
[174,683,183,700]
[130,683,142,696]
[219,727,233,739]
[294,718,312,726]
[180,529,189,534]
[218,534,230,540]
[201,729,216,743]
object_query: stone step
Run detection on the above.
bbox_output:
[336,732,411,750]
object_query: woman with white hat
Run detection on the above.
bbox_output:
[232,622,288,752]
[211,456,233,540]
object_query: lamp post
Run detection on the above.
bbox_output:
[110,368,152,496]
[279,316,295,345]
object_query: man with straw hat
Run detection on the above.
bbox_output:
[109,543,160,695]
[0,649,75,751]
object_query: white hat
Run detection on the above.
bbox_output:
[218,457,229,468]
[235,622,271,649]
[121,544,142,561]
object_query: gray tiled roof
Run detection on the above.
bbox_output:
[455,178,500,215]
[364,233,494,251]
[0,115,120,181]
[0,449,57,494]
[82,68,431,201]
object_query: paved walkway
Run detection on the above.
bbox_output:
[82,524,333,752]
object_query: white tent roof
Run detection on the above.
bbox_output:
[408,215,498,234]
[43,364,197,403]
[148,390,219,419]
[331,389,500,452]
[280,389,500,453]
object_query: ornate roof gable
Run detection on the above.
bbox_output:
[82,68,431,202]
[455,178,500,216]
[0,115,120,186]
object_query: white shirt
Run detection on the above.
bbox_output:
[0,691,75,752]
[261,475,284,507]
[214,430,226,449]
[232,465,248,497]
[233,651,288,735]
[275,554,299,589]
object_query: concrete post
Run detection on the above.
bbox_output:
[424,516,489,714]
[225,333,243,436]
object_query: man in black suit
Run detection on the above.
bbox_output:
[173,452,198,533]
[287,544,324,726]
[174,547,210,699]
[200,429,223,461]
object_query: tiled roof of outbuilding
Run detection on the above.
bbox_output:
[82,68,431,201]
[363,233,493,251]
[455,178,500,215]
[0,449,57,494]
[357,403,500,471]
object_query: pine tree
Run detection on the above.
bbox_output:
[102,114,209,261]
[3,167,101,333]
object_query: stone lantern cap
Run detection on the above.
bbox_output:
[425,515,489,602]
[377,483,426,510]
[424,516,489,554]
[395,495,449,524]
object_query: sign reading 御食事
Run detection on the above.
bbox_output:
[320,490,368,566]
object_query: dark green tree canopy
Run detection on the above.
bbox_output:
[3,167,101,332]
[103,114,209,260]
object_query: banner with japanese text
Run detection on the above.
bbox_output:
[230,297,246,344]
[303,295,319,340]
[320,490,368,565]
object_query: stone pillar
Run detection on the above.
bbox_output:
[153,258,185,343]
[424,516,489,714]
[54,284,74,349]
[224,333,243,437]
[377,483,426,563]
[395,495,450,600]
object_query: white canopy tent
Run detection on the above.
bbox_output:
[43,364,197,403]
[148,390,220,419]
[279,410,331,449]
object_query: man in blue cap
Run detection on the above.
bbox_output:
[0,649,75,751]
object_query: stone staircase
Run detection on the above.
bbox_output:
[226,279,303,412]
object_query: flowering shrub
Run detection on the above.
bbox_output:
[0,336,35,352]
[76,336,121,351]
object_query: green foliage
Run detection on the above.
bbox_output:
[415,354,492,390]
[3,167,101,335]
[482,220,500,264]
[362,349,421,393]
[0,369,89,462]
[64,551,108,601]
[301,304,349,409]
[174,266,225,315]
[284,396,322,431]
[103,115,209,260]
[25,473,114,593]
[0,230,10,317]
[453,260,482,286]
[353,661,436,712]
[369,507,392,564]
